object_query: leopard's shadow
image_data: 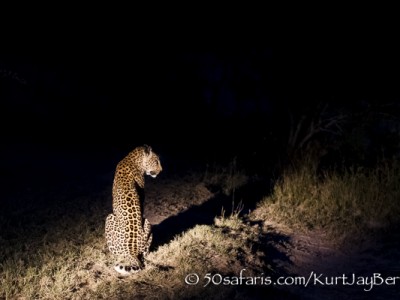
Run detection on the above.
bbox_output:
[150,179,292,272]
[151,179,270,247]
[151,191,231,248]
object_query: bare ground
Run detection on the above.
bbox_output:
[1,147,399,299]
[249,219,400,299]
[142,174,400,299]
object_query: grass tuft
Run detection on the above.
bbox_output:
[254,157,400,244]
[214,201,244,230]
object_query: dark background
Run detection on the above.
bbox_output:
[1,17,400,205]
[1,12,400,299]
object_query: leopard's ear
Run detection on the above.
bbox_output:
[143,144,152,154]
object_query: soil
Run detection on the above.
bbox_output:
[254,220,400,299]
[143,173,400,300]
[1,144,399,299]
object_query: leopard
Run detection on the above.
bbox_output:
[105,144,162,276]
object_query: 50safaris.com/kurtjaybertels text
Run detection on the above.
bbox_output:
[185,269,400,292]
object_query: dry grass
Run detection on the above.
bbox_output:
[0,168,266,300]
[0,193,110,300]
[5,155,397,298]
[253,157,400,244]
[214,201,244,231]
[0,209,264,299]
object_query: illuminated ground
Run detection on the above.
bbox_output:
[1,143,399,299]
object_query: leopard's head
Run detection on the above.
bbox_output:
[142,144,162,178]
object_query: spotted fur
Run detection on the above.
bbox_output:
[105,145,162,275]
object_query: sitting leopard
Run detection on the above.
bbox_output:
[105,144,162,276]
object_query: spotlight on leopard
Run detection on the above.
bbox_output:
[105,144,162,276]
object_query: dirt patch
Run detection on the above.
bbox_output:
[247,216,400,299]
[145,175,213,225]
[143,174,400,299]
[2,166,399,299]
